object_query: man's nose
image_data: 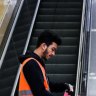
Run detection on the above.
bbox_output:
[52,51,55,56]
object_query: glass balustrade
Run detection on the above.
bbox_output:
[0,0,17,45]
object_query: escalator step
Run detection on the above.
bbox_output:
[30,37,79,46]
[35,22,80,29]
[0,65,19,79]
[46,64,76,74]
[56,46,78,54]
[39,8,82,15]
[17,15,32,25]
[4,50,17,60]
[14,24,30,34]
[2,57,19,69]
[41,2,82,8]
[33,29,80,37]
[8,44,24,56]
[37,15,81,22]
[42,0,82,2]
[0,87,12,96]
[13,31,28,41]
[13,39,27,49]
[48,74,76,85]
[0,76,15,89]
[46,54,77,64]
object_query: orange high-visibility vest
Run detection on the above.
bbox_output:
[19,57,49,96]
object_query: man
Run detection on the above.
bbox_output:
[18,30,74,96]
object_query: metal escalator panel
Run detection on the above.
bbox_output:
[0,0,37,95]
[27,0,83,95]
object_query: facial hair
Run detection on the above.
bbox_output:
[42,48,48,61]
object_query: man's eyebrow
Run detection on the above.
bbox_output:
[53,47,57,51]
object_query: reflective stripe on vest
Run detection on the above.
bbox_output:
[19,90,33,96]
[19,58,49,96]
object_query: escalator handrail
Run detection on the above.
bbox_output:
[85,0,92,33]
[0,0,24,68]
[75,0,92,95]
[11,0,41,96]
[23,0,41,55]
[75,0,87,96]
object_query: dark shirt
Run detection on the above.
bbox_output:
[19,51,67,96]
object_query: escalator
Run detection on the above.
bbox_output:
[27,0,83,95]
[0,0,37,95]
[0,0,83,95]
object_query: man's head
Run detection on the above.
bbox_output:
[35,30,61,60]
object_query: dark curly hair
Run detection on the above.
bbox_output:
[36,30,61,48]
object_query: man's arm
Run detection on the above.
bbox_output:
[23,59,53,96]
[49,78,74,93]
[49,79,67,92]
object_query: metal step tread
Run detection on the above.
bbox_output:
[13,31,28,41]
[33,29,80,37]
[0,65,19,79]
[46,64,77,74]
[14,23,30,32]
[46,54,77,64]
[12,39,27,48]
[42,0,82,2]
[2,57,19,69]
[39,8,82,15]
[30,37,79,45]
[35,22,80,29]
[37,15,81,22]
[0,87,12,96]
[4,49,17,60]
[47,74,76,84]
[0,76,15,89]
[41,2,82,8]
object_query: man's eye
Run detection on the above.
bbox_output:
[52,48,55,52]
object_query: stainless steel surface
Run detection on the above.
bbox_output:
[0,0,23,68]
[75,0,86,95]
[87,0,96,96]
[12,0,41,95]
[87,31,96,96]
[91,0,96,29]
[0,0,17,45]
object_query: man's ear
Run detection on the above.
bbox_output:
[41,43,47,51]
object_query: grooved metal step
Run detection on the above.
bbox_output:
[37,15,81,22]
[0,65,19,79]
[41,2,82,8]
[30,37,79,45]
[0,76,15,89]
[35,22,80,29]
[12,39,26,49]
[33,29,80,37]
[42,0,82,2]
[2,57,19,69]
[39,8,82,15]
[0,87,12,96]
[47,74,76,85]
[13,31,28,41]
[46,54,77,64]
[46,64,77,74]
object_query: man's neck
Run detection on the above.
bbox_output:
[34,48,43,58]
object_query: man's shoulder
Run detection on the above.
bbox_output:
[24,57,39,67]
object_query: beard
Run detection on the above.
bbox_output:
[42,48,48,61]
